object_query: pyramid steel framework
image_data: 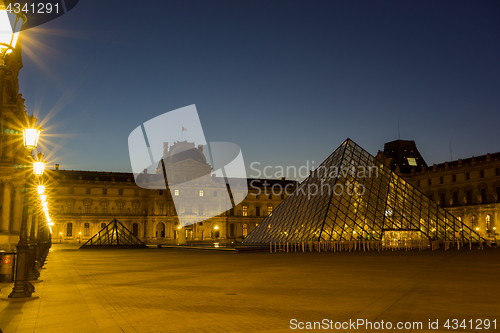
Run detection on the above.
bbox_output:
[80,219,147,248]
[243,139,483,244]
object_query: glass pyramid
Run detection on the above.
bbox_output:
[243,139,482,244]
[80,219,147,248]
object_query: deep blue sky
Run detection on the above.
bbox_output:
[18,0,500,180]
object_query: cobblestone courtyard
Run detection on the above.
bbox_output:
[0,245,499,332]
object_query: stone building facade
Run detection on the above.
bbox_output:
[50,161,296,245]
[378,140,500,240]
[0,39,38,251]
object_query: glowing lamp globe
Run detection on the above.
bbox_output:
[23,128,40,149]
[0,1,26,57]
[33,160,45,176]
[37,185,45,194]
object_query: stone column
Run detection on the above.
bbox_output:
[1,182,12,232]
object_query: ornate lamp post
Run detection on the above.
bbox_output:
[0,2,26,156]
[9,123,43,298]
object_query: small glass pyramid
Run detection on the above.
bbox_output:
[243,139,482,244]
[80,219,147,248]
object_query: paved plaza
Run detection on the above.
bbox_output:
[0,245,499,332]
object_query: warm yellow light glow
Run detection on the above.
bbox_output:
[47,222,54,226]
[214,225,219,230]
[23,128,40,149]
[43,207,48,213]
[59,232,62,235]
[177,225,182,229]
[49,226,52,234]
[476,228,479,231]
[0,4,26,56]
[37,185,45,194]
[33,161,45,176]
[42,202,48,209]
[40,195,46,202]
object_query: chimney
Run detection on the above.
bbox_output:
[55,164,59,170]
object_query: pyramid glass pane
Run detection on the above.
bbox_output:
[243,139,483,244]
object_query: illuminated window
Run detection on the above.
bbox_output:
[199,190,203,196]
[242,205,248,216]
[267,206,273,215]
[175,190,179,196]
[243,223,248,237]
[101,203,108,214]
[83,223,90,237]
[407,157,417,166]
[118,203,124,214]
[66,223,73,237]
[486,215,491,233]
[133,204,139,215]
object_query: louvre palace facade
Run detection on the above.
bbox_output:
[384,142,500,240]
[49,140,297,245]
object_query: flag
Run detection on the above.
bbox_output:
[182,127,187,131]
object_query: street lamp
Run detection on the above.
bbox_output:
[9,134,44,298]
[0,3,26,155]
[0,2,25,61]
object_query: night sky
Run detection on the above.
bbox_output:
[18,0,500,180]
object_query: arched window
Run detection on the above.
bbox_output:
[100,222,107,230]
[83,223,90,237]
[486,215,491,234]
[156,222,165,238]
[66,223,73,237]
[243,223,248,237]
[132,223,139,237]
[471,215,477,227]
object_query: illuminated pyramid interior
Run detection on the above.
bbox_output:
[243,139,482,244]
